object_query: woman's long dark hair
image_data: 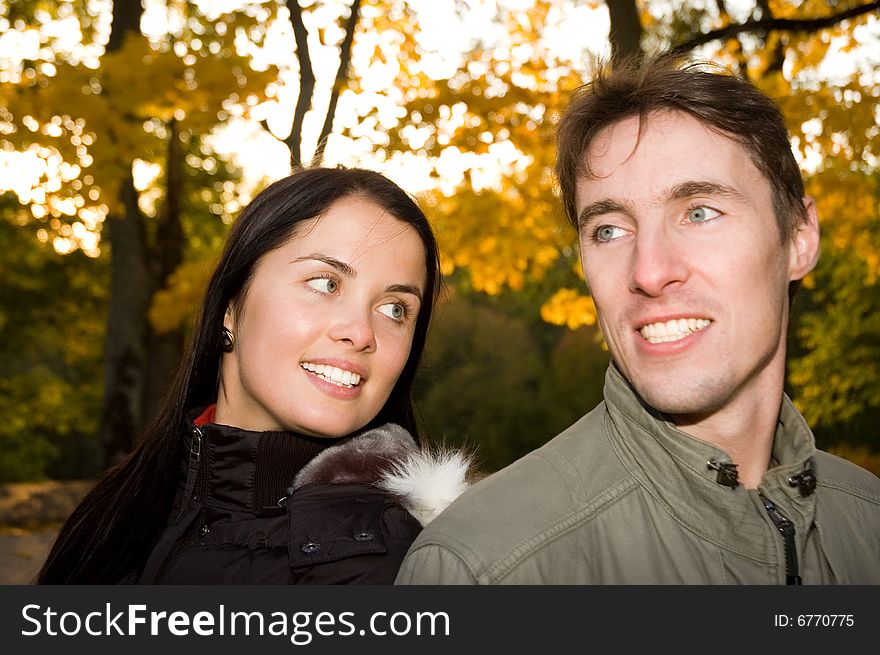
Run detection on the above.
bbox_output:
[37,167,441,583]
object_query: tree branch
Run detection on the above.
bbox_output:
[606,0,643,63]
[671,0,880,55]
[312,0,362,167]
[285,0,316,170]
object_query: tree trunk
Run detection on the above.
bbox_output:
[142,118,185,430]
[100,174,151,467]
[98,0,146,468]
[606,0,643,62]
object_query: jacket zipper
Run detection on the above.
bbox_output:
[143,426,205,583]
[761,495,801,585]
[175,426,203,523]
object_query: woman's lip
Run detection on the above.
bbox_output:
[299,357,368,380]
[303,368,364,399]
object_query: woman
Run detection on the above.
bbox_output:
[37,167,473,584]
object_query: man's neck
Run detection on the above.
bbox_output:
[668,375,784,490]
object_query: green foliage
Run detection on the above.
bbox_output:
[415,294,608,472]
[0,2,273,479]
[789,226,880,442]
[0,368,101,481]
[0,202,105,481]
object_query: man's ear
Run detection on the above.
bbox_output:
[788,196,820,281]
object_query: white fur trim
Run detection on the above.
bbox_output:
[377,449,473,527]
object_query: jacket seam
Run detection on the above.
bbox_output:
[816,480,880,504]
[810,519,841,584]
[401,541,481,583]
[487,475,641,583]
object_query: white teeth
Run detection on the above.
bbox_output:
[300,363,362,388]
[639,318,711,344]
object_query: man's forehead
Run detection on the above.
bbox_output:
[584,113,643,168]
[575,110,759,198]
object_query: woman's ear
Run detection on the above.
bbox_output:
[223,305,235,331]
[788,196,820,281]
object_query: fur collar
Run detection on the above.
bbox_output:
[290,423,476,527]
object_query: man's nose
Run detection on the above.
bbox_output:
[629,228,688,297]
[328,305,377,352]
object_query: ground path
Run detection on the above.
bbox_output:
[0,480,93,585]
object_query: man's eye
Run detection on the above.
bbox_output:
[378,303,405,321]
[595,225,626,242]
[686,206,721,223]
[307,277,338,294]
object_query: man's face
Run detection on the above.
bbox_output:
[575,110,818,424]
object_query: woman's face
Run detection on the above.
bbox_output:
[216,196,427,437]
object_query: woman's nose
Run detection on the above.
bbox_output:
[328,306,377,352]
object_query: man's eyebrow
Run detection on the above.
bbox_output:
[577,199,628,231]
[669,180,748,203]
[293,254,356,277]
[576,181,749,230]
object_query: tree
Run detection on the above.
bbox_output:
[414,293,608,471]
[0,0,425,470]
[279,0,363,168]
[0,195,106,480]
[1,1,278,465]
[2,0,877,478]
[384,0,880,446]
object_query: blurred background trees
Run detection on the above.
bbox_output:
[1,0,878,481]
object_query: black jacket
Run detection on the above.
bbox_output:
[138,420,472,584]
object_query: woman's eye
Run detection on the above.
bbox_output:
[307,277,338,294]
[378,302,405,321]
[595,225,627,242]
[686,206,721,223]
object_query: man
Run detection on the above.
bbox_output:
[395,56,880,584]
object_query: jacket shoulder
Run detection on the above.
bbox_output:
[397,403,636,584]
[811,450,880,583]
[813,450,880,500]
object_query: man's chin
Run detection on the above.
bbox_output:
[630,378,725,421]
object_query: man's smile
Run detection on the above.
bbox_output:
[638,317,712,344]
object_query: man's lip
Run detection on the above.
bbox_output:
[633,313,712,330]
[300,357,368,380]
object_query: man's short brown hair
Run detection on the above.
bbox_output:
[555,55,807,241]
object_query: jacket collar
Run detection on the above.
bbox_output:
[192,418,343,516]
[292,423,478,527]
[188,416,475,527]
[602,362,818,558]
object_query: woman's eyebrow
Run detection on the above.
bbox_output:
[386,284,423,302]
[292,254,357,277]
[294,254,423,301]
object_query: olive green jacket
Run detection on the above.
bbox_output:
[395,365,880,584]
